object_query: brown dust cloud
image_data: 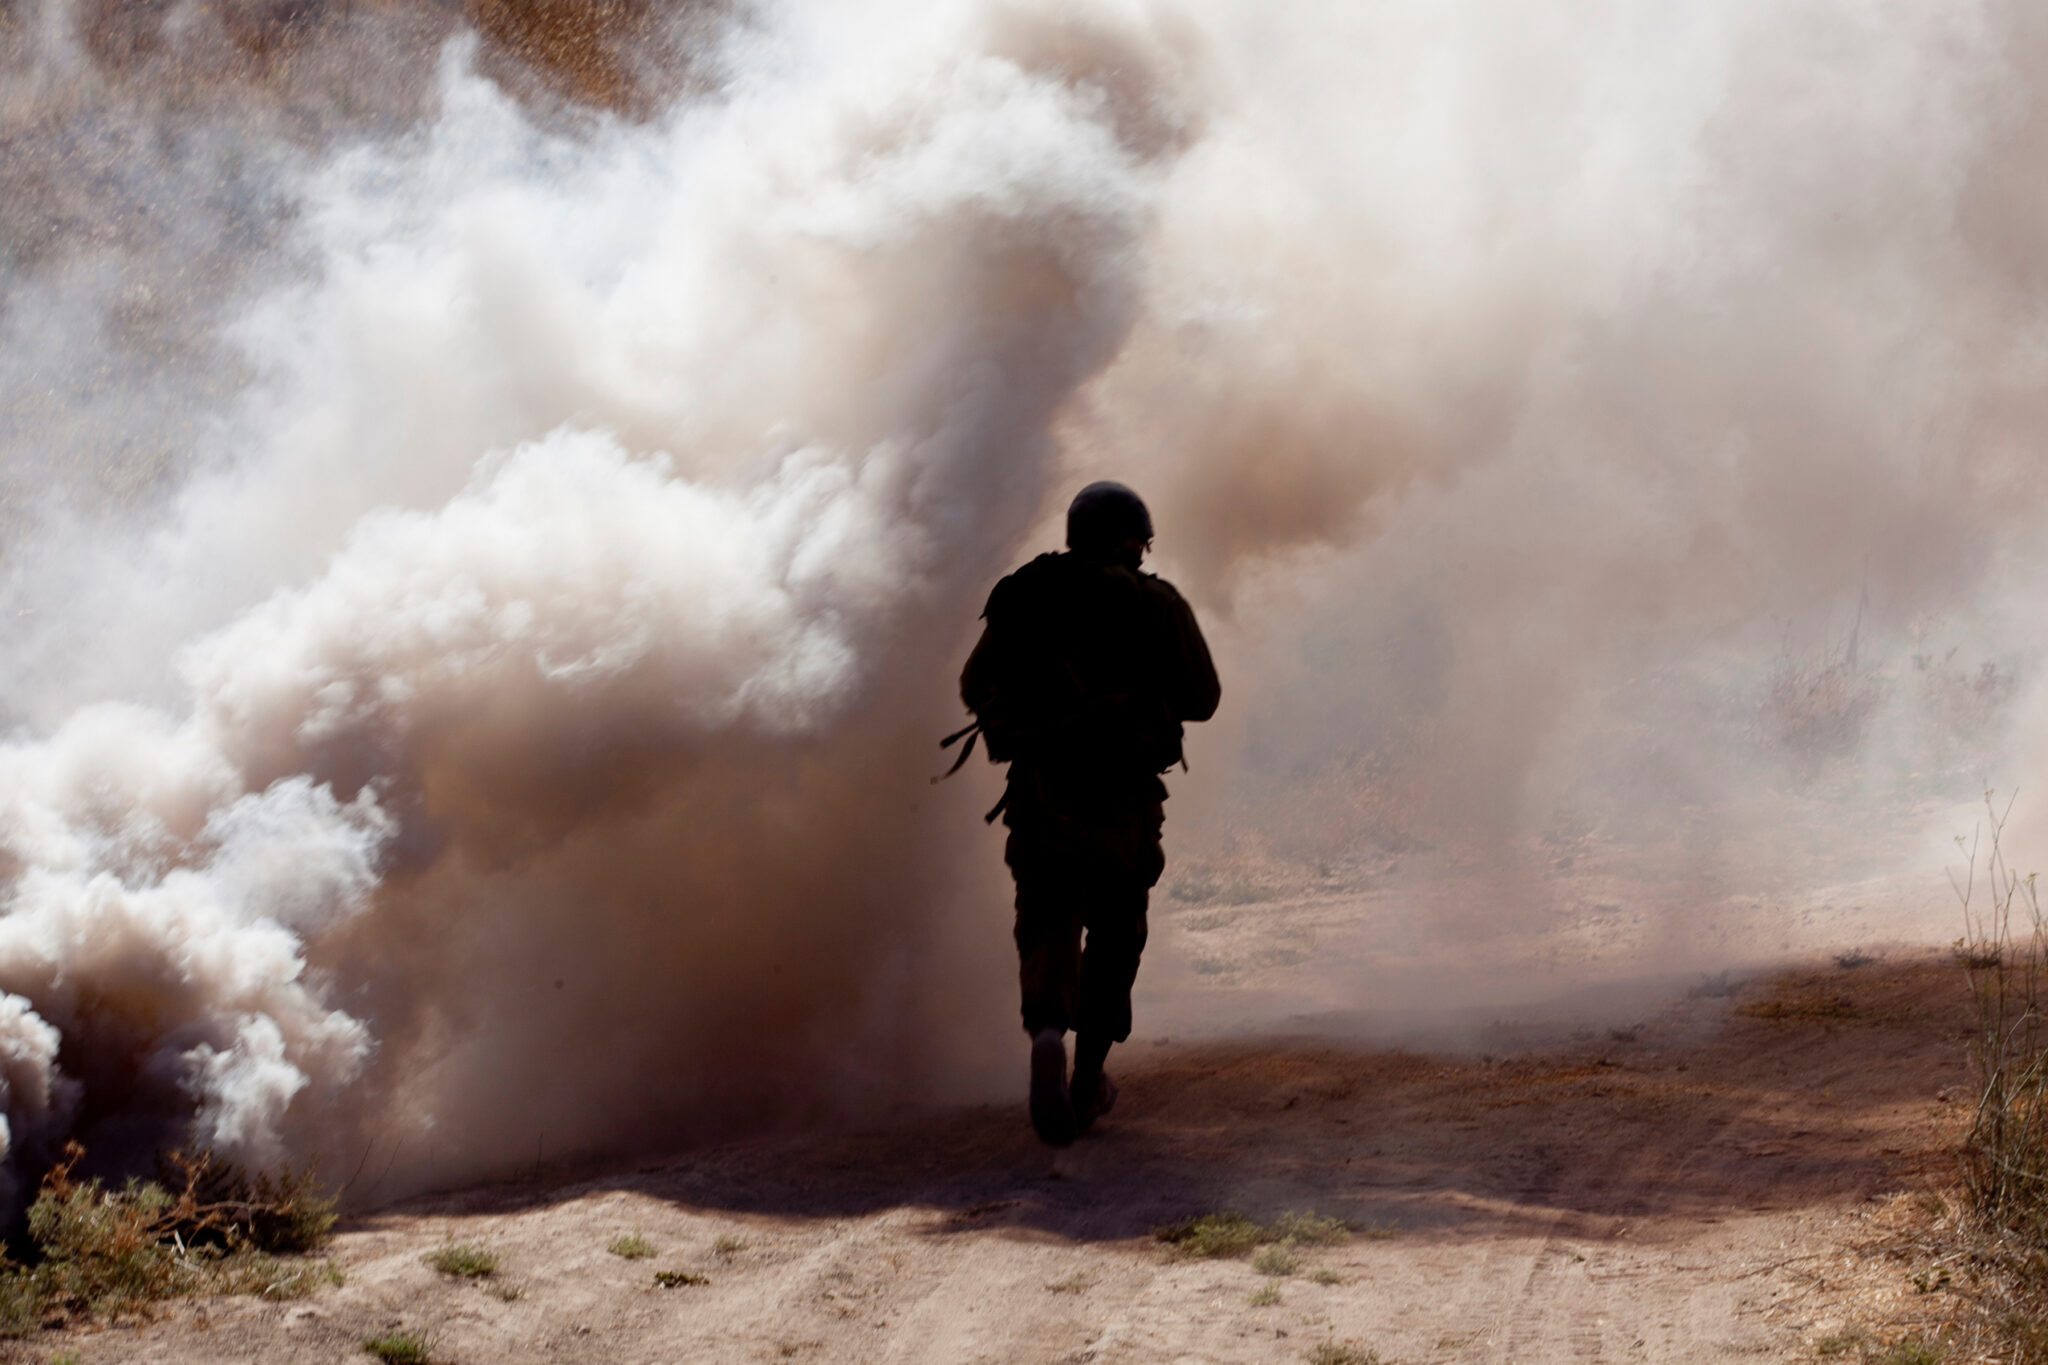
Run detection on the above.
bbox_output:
[0,0,2046,1203]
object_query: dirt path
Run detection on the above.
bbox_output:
[26,950,1971,1365]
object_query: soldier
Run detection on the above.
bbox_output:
[952,482,1220,1146]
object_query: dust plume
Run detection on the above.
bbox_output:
[2,0,2047,1202]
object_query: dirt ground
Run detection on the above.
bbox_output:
[15,944,1979,1365]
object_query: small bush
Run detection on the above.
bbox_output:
[1156,1210,1354,1262]
[1156,1213,1264,1260]
[1268,1211,1351,1246]
[0,1272,39,1339]
[1304,1343,1383,1365]
[1045,1274,1091,1294]
[1251,1245,1299,1277]
[712,1234,747,1257]
[424,1243,498,1278]
[27,1175,193,1317]
[608,1233,655,1260]
[0,1142,343,1334]
[1248,1281,1281,1306]
[362,1329,437,1364]
[161,1151,338,1254]
[653,1269,708,1288]
[1309,1267,1342,1286]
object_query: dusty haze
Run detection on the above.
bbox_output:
[0,0,2042,1203]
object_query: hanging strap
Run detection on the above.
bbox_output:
[932,720,983,782]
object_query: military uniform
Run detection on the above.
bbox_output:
[960,549,1220,1048]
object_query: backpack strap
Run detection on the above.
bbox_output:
[932,720,983,782]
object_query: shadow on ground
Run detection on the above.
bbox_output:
[381,953,1970,1253]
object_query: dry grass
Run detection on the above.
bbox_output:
[607,1233,655,1260]
[1953,793,2048,1239]
[653,1269,708,1288]
[1248,1281,1282,1306]
[1861,791,2048,1364]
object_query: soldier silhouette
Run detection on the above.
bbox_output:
[950,482,1219,1145]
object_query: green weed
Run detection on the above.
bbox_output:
[361,1329,437,1364]
[608,1233,655,1260]
[1155,1209,1354,1262]
[424,1243,498,1278]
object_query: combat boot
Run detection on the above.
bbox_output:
[1028,1027,1077,1146]
[1069,1034,1116,1133]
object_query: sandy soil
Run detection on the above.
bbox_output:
[16,945,1975,1365]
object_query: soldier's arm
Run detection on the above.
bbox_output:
[961,620,1001,714]
[1158,584,1220,723]
[960,578,1012,714]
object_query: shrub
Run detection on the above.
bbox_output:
[26,1175,194,1317]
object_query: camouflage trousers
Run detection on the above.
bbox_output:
[1003,774,1166,1043]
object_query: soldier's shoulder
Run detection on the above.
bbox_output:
[1134,569,1193,608]
[984,552,1069,616]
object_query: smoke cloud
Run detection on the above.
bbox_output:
[0,0,2046,1198]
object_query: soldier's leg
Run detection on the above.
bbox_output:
[1009,832,1085,1146]
[1009,864,1085,1036]
[1070,878,1149,1129]
[1070,812,1162,1129]
[1075,881,1149,1043]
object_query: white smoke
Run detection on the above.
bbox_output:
[0,0,1194,1192]
[2,0,2048,1200]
